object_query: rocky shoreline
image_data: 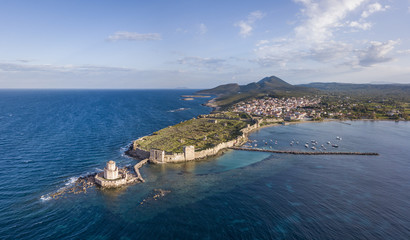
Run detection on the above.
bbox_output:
[44,164,147,200]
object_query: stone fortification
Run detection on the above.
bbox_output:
[127,147,150,159]
[129,123,259,163]
[95,172,127,188]
[104,160,118,179]
[183,146,195,161]
[95,160,143,188]
[150,149,165,162]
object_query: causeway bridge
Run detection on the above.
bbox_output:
[229,147,379,156]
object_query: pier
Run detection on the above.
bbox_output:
[229,147,379,156]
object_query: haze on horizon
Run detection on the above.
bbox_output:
[1,0,409,89]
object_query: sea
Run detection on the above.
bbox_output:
[0,89,409,240]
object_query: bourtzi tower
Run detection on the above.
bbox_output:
[104,160,118,180]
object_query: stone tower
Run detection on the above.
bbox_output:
[183,145,195,161]
[150,149,165,162]
[104,160,119,180]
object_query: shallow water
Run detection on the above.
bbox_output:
[0,90,409,239]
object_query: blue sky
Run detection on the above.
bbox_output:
[0,0,409,88]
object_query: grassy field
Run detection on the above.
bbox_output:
[134,118,248,153]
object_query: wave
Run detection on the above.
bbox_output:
[167,108,190,113]
[121,141,134,158]
[65,176,78,186]
[40,171,98,202]
[40,195,51,202]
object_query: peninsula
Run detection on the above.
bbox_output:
[126,112,263,163]
[126,75,406,164]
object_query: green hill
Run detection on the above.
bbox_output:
[197,76,318,109]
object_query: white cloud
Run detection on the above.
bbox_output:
[294,0,367,43]
[345,2,389,31]
[176,28,188,34]
[361,3,389,18]
[235,10,265,37]
[254,0,397,71]
[397,49,410,54]
[236,21,253,37]
[256,40,270,46]
[0,62,131,73]
[348,21,372,30]
[199,23,207,35]
[358,40,399,66]
[177,57,227,71]
[107,31,161,41]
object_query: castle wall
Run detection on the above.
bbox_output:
[95,172,127,188]
[163,152,185,162]
[131,123,259,163]
[160,133,248,163]
[194,137,242,159]
[128,144,150,159]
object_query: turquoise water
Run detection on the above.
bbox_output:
[0,90,409,239]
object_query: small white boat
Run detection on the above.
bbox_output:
[332,144,338,148]
[305,144,309,148]
[336,136,342,140]
[311,146,316,150]
[327,141,331,144]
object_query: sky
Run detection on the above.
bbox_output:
[0,0,409,89]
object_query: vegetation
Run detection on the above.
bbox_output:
[136,77,409,155]
[198,76,410,120]
[319,94,410,120]
[199,111,252,120]
[134,118,248,153]
[197,76,319,110]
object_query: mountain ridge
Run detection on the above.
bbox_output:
[197,75,311,95]
[197,76,410,109]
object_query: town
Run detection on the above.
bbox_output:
[231,96,409,121]
[232,97,322,121]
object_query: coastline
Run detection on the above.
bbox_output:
[126,95,405,163]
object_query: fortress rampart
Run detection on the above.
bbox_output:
[129,123,259,163]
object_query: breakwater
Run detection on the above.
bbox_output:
[230,147,379,155]
[134,159,149,182]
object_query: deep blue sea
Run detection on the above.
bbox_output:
[0,90,409,240]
